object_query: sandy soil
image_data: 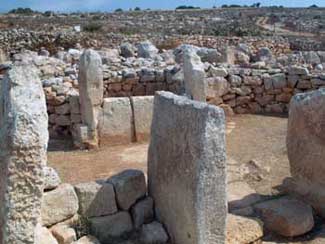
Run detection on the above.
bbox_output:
[48,114,290,195]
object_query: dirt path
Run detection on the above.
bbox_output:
[256,16,315,37]
[48,114,289,195]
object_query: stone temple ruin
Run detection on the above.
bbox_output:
[1,37,325,244]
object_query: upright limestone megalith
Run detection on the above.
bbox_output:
[0,64,48,244]
[148,91,227,244]
[286,88,325,217]
[183,48,207,102]
[78,49,103,148]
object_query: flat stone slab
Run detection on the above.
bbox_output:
[99,97,133,145]
[148,91,227,244]
[131,96,154,142]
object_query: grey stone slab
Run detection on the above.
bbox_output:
[148,91,227,244]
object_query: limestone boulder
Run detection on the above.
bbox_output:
[74,181,117,218]
[109,169,146,210]
[51,224,77,244]
[254,197,314,237]
[42,184,79,226]
[131,197,154,229]
[35,224,58,244]
[44,166,61,191]
[137,41,159,59]
[287,88,325,217]
[140,222,169,244]
[183,48,207,101]
[89,211,133,243]
[120,42,136,58]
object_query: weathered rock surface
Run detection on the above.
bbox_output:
[287,88,325,217]
[140,221,169,244]
[89,211,133,243]
[131,197,154,229]
[78,49,103,147]
[254,197,314,237]
[51,224,77,244]
[226,214,263,244]
[0,64,48,244]
[183,48,207,101]
[44,166,61,191]
[42,184,79,226]
[99,97,133,145]
[109,169,146,210]
[137,41,159,59]
[35,224,58,244]
[131,96,154,142]
[74,181,117,218]
[148,91,227,244]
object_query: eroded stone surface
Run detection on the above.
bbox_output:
[287,88,325,217]
[183,48,207,101]
[42,184,79,227]
[132,96,154,142]
[78,49,103,147]
[99,97,133,145]
[0,64,48,244]
[254,197,314,237]
[74,181,117,218]
[148,91,227,244]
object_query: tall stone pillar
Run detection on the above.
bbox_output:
[0,64,48,244]
[183,48,207,102]
[77,49,103,148]
[148,91,227,244]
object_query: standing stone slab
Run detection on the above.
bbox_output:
[78,49,103,147]
[0,64,48,244]
[131,96,154,142]
[286,88,325,217]
[183,49,207,102]
[99,97,133,145]
[148,91,227,244]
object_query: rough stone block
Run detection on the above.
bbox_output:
[254,197,314,237]
[140,222,169,244]
[35,224,58,244]
[0,64,48,244]
[74,181,117,218]
[287,88,325,217]
[44,166,61,191]
[89,211,133,243]
[109,169,146,210]
[42,184,79,226]
[99,97,133,145]
[131,197,154,229]
[183,48,207,101]
[131,96,154,142]
[148,91,227,244]
[51,224,77,244]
